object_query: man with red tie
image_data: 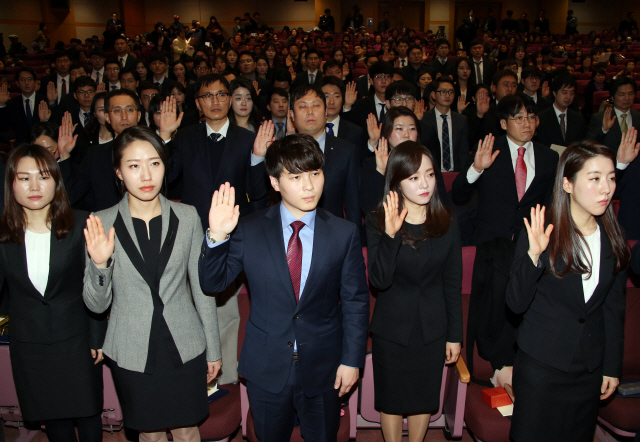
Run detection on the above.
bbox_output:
[199,134,370,442]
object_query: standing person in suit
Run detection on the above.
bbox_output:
[354,54,379,99]
[83,126,221,442]
[267,88,290,140]
[289,84,361,226]
[507,138,638,442]
[534,10,550,33]
[291,48,324,89]
[469,39,495,87]
[452,94,559,245]
[427,39,455,79]
[106,12,123,34]
[38,50,71,104]
[501,10,517,33]
[366,141,462,442]
[344,61,394,132]
[535,75,586,148]
[402,45,427,88]
[377,11,391,32]
[0,67,56,145]
[114,35,137,69]
[586,77,640,154]
[318,8,336,33]
[0,144,106,442]
[566,10,578,35]
[88,49,107,88]
[421,78,471,172]
[199,135,370,442]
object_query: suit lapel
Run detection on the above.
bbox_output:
[214,123,236,184]
[296,209,331,311]
[585,225,614,310]
[263,206,298,305]
[494,138,518,201]
[8,241,42,297]
[43,228,68,298]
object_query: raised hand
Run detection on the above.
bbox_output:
[382,50,390,62]
[289,65,297,81]
[342,62,350,78]
[254,120,275,157]
[393,58,400,68]
[38,100,51,122]
[602,106,617,132]
[96,82,106,93]
[84,214,115,268]
[457,95,470,113]
[46,81,58,105]
[617,126,640,164]
[208,182,239,242]
[541,81,550,98]
[158,95,184,141]
[414,99,425,120]
[475,89,490,118]
[0,83,10,106]
[523,204,553,266]
[366,113,381,145]
[58,112,78,160]
[252,80,260,96]
[472,134,498,172]
[383,190,408,238]
[375,137,390,175]
[344,81,357,109]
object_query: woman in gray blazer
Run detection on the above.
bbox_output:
[83,126,221,442]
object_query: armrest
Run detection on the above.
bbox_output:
[456,358,470,383]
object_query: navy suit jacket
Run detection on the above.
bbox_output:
[420,109,471,173]
[198,205,370,396]
[534,106,586,148]
[321,134,361,226]
[343,95,379,132]
[336,117,368,162]
[0,93,50,145]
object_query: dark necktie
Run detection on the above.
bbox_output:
[441,114,451,171]
[475,61,483,84]
[379,103,386,121]
[155,82,161,87]
[83,112,90,126]
[559,113,566,141]
[309,73,315,85]
[326,122,335,136]
[210,133,222,142]
[287,221,305,303]
[95,72,100,84]
[401,59,406,67]
[25,98,32,124]
[61,78,67,96]
[275,122,285,140]
[111,85,117,90]
[119,57,125,67]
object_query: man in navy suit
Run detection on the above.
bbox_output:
[199,135,369,442]
[292,48,324,89]
[289,84,361,226]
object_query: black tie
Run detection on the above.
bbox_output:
[25,98,32,124]
[83,112,90,126]
[210,133,222,142]
[379,103,386,121]
[441,114,451,171]
[275,122,285,140]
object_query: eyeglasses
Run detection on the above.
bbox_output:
[195,66,210,71]
[509,115,538,124]
[198,92,229,103]
[76,89,95,96]
[105,67,120,72]
[110,107,137,115]
[435,90,455,97]
[391,96,416,105]
[373,74,392,81]
[141,93,157,100]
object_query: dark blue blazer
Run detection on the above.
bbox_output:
[199,206,370,396]
[322,134,361,226]
[0,93,50,145]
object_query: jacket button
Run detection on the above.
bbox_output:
[294,314,300,319]
[578,318,585,324]
[287,342,293,347]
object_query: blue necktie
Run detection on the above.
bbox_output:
[309,73,315,84]
[441,114,451,171]
[25,98,32,124]
[326,122,335,136]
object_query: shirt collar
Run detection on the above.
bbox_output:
[614,107,631,118]
[22,92,35,102]
[280,202,317,233]
[553,104,567,118]
[57,74,70,82]
[315,131,327,152]
[374,94,384,107]
[506,135,532,151]
[206,117,230,138]
[435,107,451,118]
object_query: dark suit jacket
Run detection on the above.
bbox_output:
[522,90,552,114]
[463,102,504,147]
[292,70,323,89]
[37,74,68,100]
[535,106,586,148]
[0,93,50,145]
[586,109,640,153]
[507,223,626,376]
[118,54,138,70]
[343,95,380,132]
[167,122,268,229]
[534,18,550,33]
[199,205,370,396]
[420,108,471,173]
[615,157,640,240]
[155,78,177,95]
[0,210,106,348]
[451,135,559,244]
[320,134,361,226]
[427,58,456,78]
[74,140,121,212]
[355,74,371,100]
[469,57,495,86]
[336,117,368,162]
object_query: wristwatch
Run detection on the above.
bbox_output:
[206,228,228,244]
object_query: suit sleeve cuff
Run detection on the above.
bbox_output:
[466,164,483,183]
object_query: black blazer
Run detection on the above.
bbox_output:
[586,109,640,153]
[469,57,495,86]
[119,54,138,70]
[355,74,370,100]
[320,134,361,226]
[292,70,323,89]
[0,93,50,145]
[463,102,504,147]
[451,135,559,245]
[615,156,640,240]
[0,210,106,348]
[71,140,121,212]
[420,108,471,172]
[427,59,456,78]
[507,223,626,376]
[343,95,380,132]
[535,106,586,147]
[336,117,368,162]
[365,212,463,346]
[167,122,268,229]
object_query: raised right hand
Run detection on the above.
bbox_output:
[375,137,389,175]
[84,214,115,268]
[0,84,10,106]
[524,204,553,266]
[602,106,617,132]
[472,134,498,172]
[475,89,490,117]
[208,182,239,242]
[366,113,381,145]
[383,190,407,238]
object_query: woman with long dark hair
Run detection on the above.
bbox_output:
[0,144,105,442]
[365,141,462,442]
[452,58,472,113]
[83,126,221,442]
[228,77,263,132]
[507,134,640,442]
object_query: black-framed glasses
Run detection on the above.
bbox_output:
[435,90,455,97]
[508,115,538,124]
[198,92,229,103]
[391,96,416,105]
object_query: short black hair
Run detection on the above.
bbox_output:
[319,75,346,99]
[385,80,416,100]
[610,76,638,96]
[193,56,212,68]
[407,44,422,55]
[139,80,160,92]
[269,87,290,102]
[435,38,450,48]
[472,82,491,97]
[322,59,342,73]
[238,51,255,61]
[433,77,455,90]
[551,75,577,94]
[89,48,105,58]
[492,69,518,86]
[290,84,326,108]
[104,57,120,68]
[119,67,140,82]
[15,66,36,82]
[369,61,394,77]
[194,73,230,96]
[73,76,97,91]
[305,48,322,60]
[470,39,484,48]
[496,94,536,122]
[520,66,543,81]
[265,134,325,178]
[53,50,70,62]
[147,52,168,65]
[272,69,293,84]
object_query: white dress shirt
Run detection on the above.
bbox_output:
[581,224,601,303]
[22,93,36,116]
[435,107,454,172]
[25,230,51,296]
[91,68,104,84]
[56,74,70,103]
[374,94,385,120]
[205,118,264,166]
[307,69,319,84]
[472,58,484,80]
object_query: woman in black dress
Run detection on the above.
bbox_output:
[365,141,462,442]
[83,126,221,442]
[507,136,638,442]
[0,144,105,442]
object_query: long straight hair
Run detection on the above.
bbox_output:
[0,144,74,243]
[548,141,629,277]
[375,141,451,248]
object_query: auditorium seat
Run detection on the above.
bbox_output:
[592,91,609,109]
[442,172,459,193]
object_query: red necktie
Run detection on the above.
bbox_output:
[515,147,527,201]
[287,221,305,303]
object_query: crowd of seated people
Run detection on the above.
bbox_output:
[0,7,640,442]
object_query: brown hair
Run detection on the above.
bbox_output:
[375,141,451,247]
[548,140,629,277]
[0,144,74,243]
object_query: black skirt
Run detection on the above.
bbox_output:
[510,349,603,442]
[372,314,446,414]
[110,344,209,432]
[10,333,103,421]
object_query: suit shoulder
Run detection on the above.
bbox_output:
[92,203,121,226]
[533,141,559,161]
[72,209,90,224]
[228,124,256,141]
[321,208,359,234]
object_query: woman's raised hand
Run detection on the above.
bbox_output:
[524,204,553,266]
[383,191,407,238]
[375,137,389,175]
[84,215,115,269]
[366,113,381,145]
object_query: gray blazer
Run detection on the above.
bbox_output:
[83,194,221,373]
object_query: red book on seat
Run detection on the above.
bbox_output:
[482,387,512,408]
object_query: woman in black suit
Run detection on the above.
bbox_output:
[0,144,105,442]
[507,137,636,442]
[365,141,463,442]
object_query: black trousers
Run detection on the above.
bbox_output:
[246,360,342,442]
[44,413,102,442]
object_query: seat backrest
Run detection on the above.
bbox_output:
[622,287,640,376]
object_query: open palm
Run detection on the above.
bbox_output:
[84,215,115,267]
[383,191,407,238]
[524,205,553,264]
[208,183,239,241]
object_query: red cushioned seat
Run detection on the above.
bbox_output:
[198,383,241,440]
